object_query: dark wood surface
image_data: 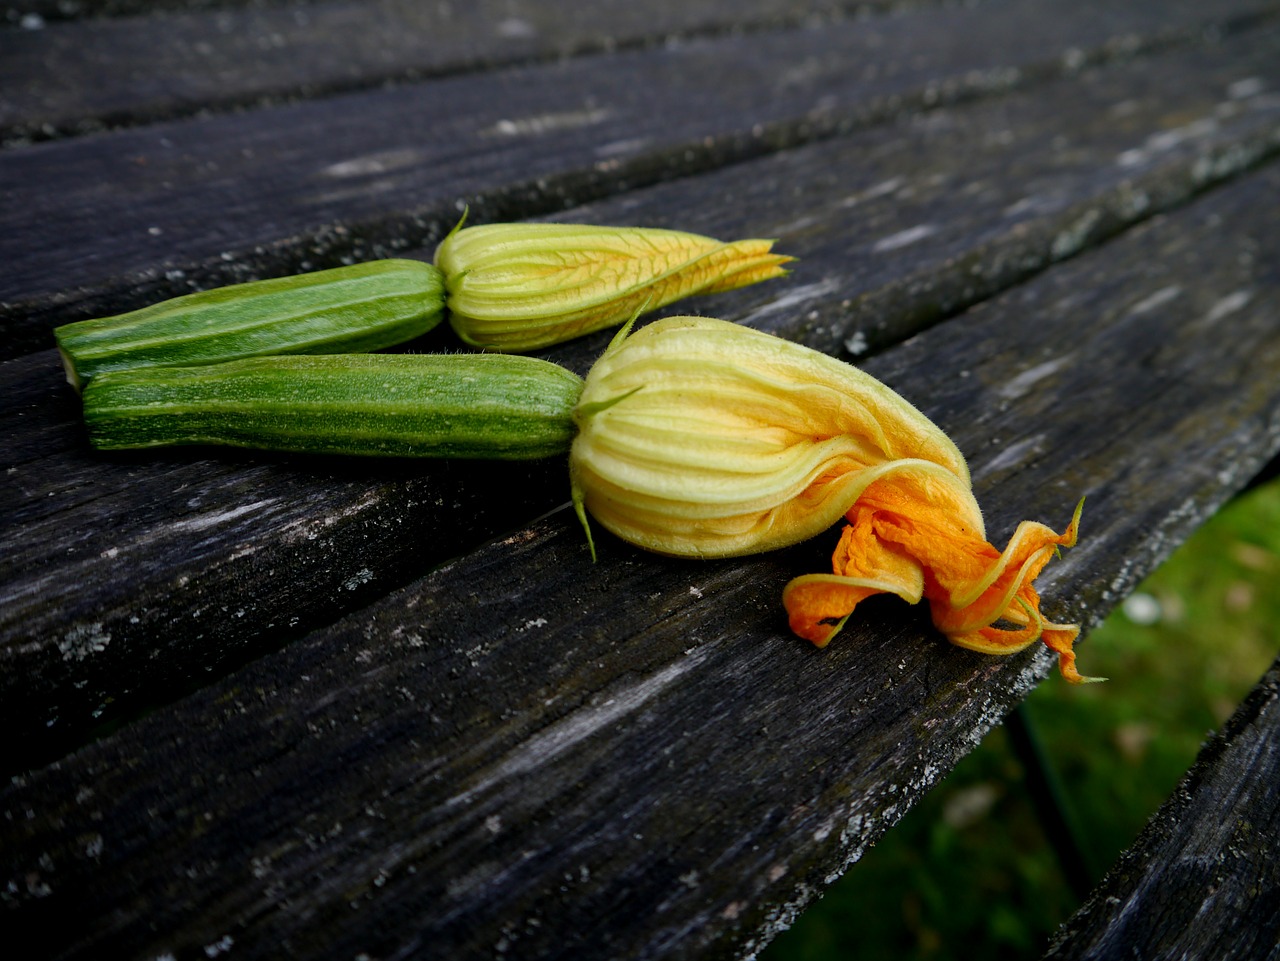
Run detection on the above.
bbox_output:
[5,0,1277,354]
[2,0,1265,147]
[7,8,1280,771]
[0,0,878,142]
[3,2,1280,959]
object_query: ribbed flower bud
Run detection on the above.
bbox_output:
[570,315,970,558]
[435,223,792,352]
[570,316,1093,682]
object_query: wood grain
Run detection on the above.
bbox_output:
[5,28,1280,772]
[5,0,1276,356]
[0,0,876,142]
[7,0,1267,145]
[5,4,1280,957]
[3,154,1279,961]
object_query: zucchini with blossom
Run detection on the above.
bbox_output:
[569,316,1096,683]
[64,261,1091,681]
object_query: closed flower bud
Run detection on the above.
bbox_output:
[570,316,1093,682]
[435,222,792,352]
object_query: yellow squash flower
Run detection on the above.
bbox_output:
[435,222,792,352]
[570,315,1094,682]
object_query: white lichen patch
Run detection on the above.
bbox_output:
[1126,284,1182,317]
[998,355,1070,399]
[495,17,537,38]
[843,330,869,356]
[1050,209,1101,260]
[975,433,1047,479]
[1205,290,1252,324]
[738,278,843,329]
[1228,77,1265,100]
[484,108,611,138]
[739,880,815,959]
[169,499,279,534]
[203,935,234,958]
[871,224,938,254]
[59,623,111,661]
[321,148,431,179]
[343,569,374,591]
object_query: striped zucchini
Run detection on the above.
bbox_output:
[81,353,584,460]
[55,259,446,390]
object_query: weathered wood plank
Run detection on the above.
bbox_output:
[4,0,1275,354]
[4,30,1280,773]
[5,1,315,26]
[0,0,874,143]
[2,0,870,31]
[3,150,1279,961]
[1043,653,1280,960]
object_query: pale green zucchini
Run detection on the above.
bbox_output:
[55,260,446,390]
[82,353,584,459]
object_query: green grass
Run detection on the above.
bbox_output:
[762,479,1280,961]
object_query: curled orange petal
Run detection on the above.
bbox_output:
[784,518,925,646]
[784,477,1095,683]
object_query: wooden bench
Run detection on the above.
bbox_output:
[3,1,1279,957]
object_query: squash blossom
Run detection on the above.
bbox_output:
[435,222,792,352]
[570,315,1094,683]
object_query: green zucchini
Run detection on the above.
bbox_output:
[82,353,584,459]
[55,259,446,390]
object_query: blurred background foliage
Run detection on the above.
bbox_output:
[763,478,1280,961]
